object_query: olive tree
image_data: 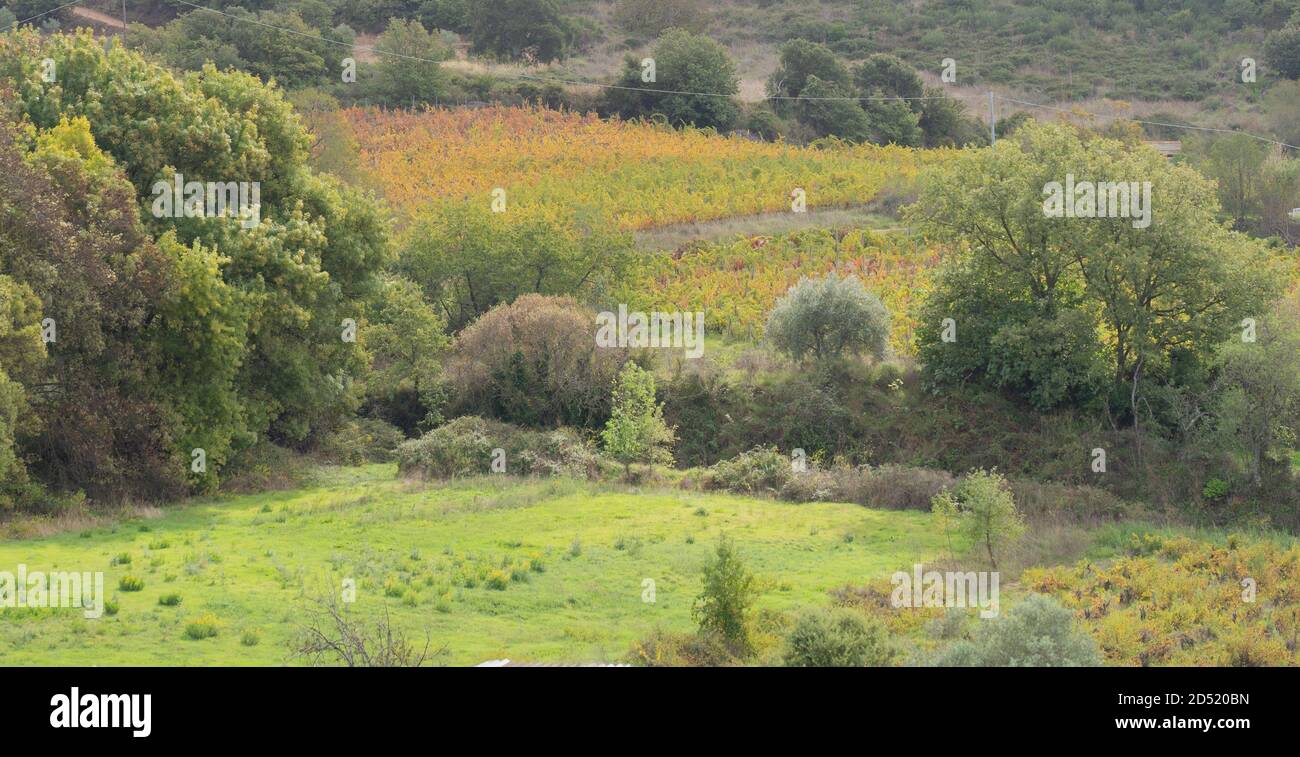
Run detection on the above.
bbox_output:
[764,273,890,363]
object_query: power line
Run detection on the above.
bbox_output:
[2,0,89,32]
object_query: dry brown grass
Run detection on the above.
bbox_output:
[0,504,163,541]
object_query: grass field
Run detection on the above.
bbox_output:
[0,465,948,666]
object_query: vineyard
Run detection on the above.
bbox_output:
[344,105,952,229]
[625,228,941,355]
[1025,534,1300,667]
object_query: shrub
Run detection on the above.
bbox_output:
[444,295,627,428]
[1028,533,1300,665]
[184,612,222,640]
[395,416,597,480]
[839,464,956,510]
[695,453,959,509]
[692,535,758,657]
[613,0,708,35]
[118,575,144,592]
[782,608,894,667]
[317,417,407,465]
[1264,24,1300,79]
[932,469,1025,568]
[700,446,792,494]
[930,594,1101,667]
[291,593,443,666]
[1008,479,1129,522]
[1202,477,1230,501]
[240,630,261,647]
[628,627,737,667]
[765,273,890,363]
[158,593,182,607]
[777,468,840,502]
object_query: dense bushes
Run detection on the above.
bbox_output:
[444,295,628,428]
[767,42,983,146]
[783,608,893,667]
[395,416,597,480]
[665,359,1226,510]
[698,447,792,495]
[696,446,960,509]
[691,444,1140,528]
[929,594,1101,667]
[317,417,407,465]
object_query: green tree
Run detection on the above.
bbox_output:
[0,116,215,501]
[0,273,44,509]
[1198,134,1268,229]
[470,0,567,63]
[400,204,633,331]
[370,18,453,107]
[853,54,924,101]
[1264,81,1300,149]
[791,75,871,141]
[917,89,986,147]
[764,273,890,363]
[1256,155,1300,244]
[364,275,450,432]
[1264,23,1300,79]
[1,29,391,490]
[1214,293,1300,487]
[766,39,851,116]
[606,28,739,130]
[692,535,757,656]
[132,8,345,89]
[932,469,1025,568]
[601,363,675,479]
[906,121,1283,419]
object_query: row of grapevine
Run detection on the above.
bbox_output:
[623,228,942,356]
[344,105,953,230]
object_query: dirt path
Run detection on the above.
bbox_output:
[634,204,906,251]
[70,6,126,30]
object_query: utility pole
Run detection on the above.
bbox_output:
[988,91,996,145]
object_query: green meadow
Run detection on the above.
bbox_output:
[0,465,946,666]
